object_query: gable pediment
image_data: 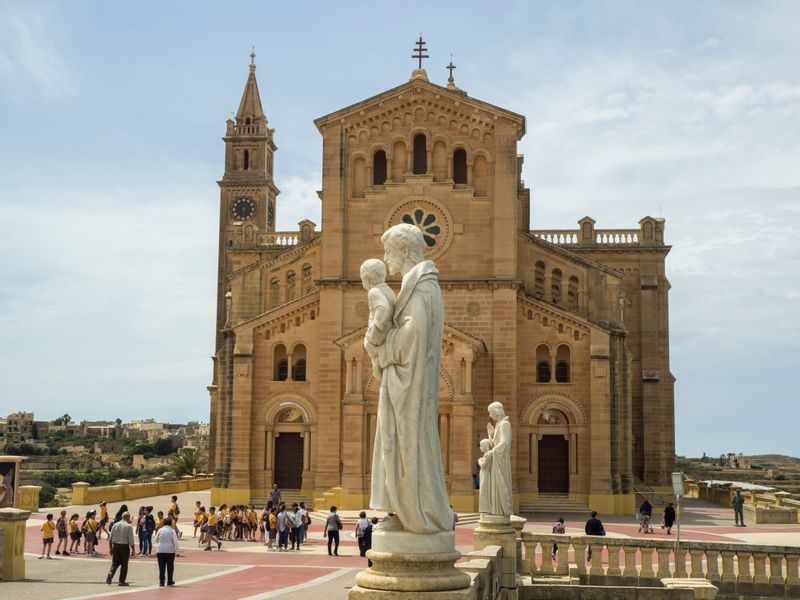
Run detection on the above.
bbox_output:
[314,75,525,136]
[334,322,486,360]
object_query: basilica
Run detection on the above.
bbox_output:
[208,51,674,515]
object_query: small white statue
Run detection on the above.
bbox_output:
[478,401,513,517]
[361,259,396,379]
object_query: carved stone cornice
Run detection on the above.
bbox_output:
[232,292,320,334]
[229,237,321,280]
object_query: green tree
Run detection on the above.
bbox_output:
[171,447,205,477]
[154,438,174,456]
[51,414,71,426]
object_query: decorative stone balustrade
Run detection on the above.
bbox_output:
[71,476,212,506]
[530,216,665,248]
[686,482,800,524]
[257,231,301,246]
[521,532,800,597]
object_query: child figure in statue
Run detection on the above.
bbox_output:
[361,259,396,378]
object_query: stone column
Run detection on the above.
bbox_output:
[17,485,41,512]
[473,516,518,595]
[114,479,131,501]
[0,508,30,581]
[72,481,90,506]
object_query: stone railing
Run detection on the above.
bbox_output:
[71,475,212,506]
[530,216,665,248]
[521,532,800,597]
[686,481,800,524]
[458,544,503,600]
[257,231,301,246]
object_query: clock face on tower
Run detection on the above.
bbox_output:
[232,197,256,220]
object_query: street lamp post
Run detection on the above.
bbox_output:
[671,471,685,576]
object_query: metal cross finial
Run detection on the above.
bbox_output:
[412,35,429,69]
[250,46,256,65]
[446,55,456,82]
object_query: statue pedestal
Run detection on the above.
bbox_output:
[349,529,472,599]
[473,515,518,594]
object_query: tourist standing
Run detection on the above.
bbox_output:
[97,501,109,540]
[267,507,277,550]
[40,513,56,559]
[584,511,606,561]
[142,507,155,555]
[84,510,99,556]
[55,510,69,556]
[135,507,146,554]
[169,495,182,538]
[296,502,307,547]
[365,517,378,567]
[356,511,370,557]
[323,506,343,556]
[270,484,281,506]
[732,489,746,527]
[276,504,290,551]
[155,516,181,586]
[68,513,81,554]
[662,502,676,534]
[106,512,135,587]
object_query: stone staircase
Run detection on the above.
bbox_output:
[518,494,590,515]
[632,477,675,509]
[250,489,314,509]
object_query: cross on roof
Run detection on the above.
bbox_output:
[250,46,256,65]
[446,55,456,81]
[412,35,429,69]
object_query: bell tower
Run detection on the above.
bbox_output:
[215,54,279,349]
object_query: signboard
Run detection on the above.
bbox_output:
[0,459,20,508]
[671,471,684,497]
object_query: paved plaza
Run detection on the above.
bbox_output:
[4,491,798,599]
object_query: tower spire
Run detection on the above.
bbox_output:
[236,52,265,123]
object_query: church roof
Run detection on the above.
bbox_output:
[236,63,265,121]
[314,70,525,135]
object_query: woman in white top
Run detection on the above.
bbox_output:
[154,517,181,587]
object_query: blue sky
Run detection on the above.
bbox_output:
[1,1,798,457]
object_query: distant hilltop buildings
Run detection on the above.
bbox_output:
[0,411,209,451]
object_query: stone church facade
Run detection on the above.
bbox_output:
[208,60,674,515]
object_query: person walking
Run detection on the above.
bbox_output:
[356,511,370,557]
[732,489,746,527]
[638,497,653,534]
[584,511,606,561]
[97,501,110,540]
[323,506,343,556]
[662,502,676,534]
[168,496,182,538]
[364,517,378,567]
[155,516,181,587]
[551,517,565,560]
[106,512,135,587]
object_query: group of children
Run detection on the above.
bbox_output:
[39,496,184,559]
[190,500,312,552]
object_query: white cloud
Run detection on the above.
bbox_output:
[0,2,74,100]
[696,37,719,51]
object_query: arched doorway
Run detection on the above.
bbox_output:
[266,403,310,491]
[537,408,570,494]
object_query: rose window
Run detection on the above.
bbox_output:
[402,208,441,248]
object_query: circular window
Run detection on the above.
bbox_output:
[385,198,453,260]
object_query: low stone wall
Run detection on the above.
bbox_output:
[686,482,800,524]
[457,544,504,600]
[72,476,212,506]
[521,532,800,598]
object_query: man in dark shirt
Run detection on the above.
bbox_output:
[584,511,605,561]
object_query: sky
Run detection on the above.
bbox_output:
[0,1,798,458]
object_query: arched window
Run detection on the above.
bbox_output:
[534,261,545,297]
[292,344,307,381]
[373,150,387,185]
[413,133,427,174]
[273,344,288,381]
[568,276,579,309]
[536,344,551,383]
[243,149,250,170]
[301,263,313,295]
[555,345,571,383]
[453,149,467,184]
[551,269,562,304]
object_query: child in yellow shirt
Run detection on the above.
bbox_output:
[40,513,56,559]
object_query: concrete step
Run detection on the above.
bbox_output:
[519,495,590,515]
[250,489,314,510]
